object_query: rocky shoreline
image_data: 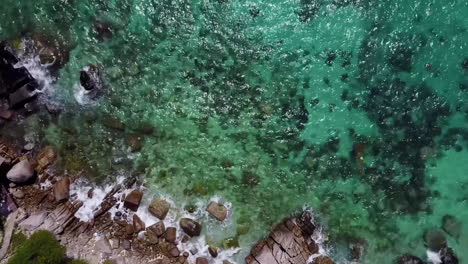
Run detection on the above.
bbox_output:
[0,139,333,264]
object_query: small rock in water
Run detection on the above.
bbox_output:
[441,215,462,239]
[180,218,202,237]
[7,159,34,183]
[93,20,113,41]
[124,190,143,211]
[53,177,70,202]
[423,228,447,251]
[148,199,170,220]
[126,134,143,152]
[133,214,146,233]
[80,65,102,91]
[165,227,177,243]
[208,246,218,258]
[196,257,208,264]
[206,201,228,221]
[396,254,425,264]
[87,188,94,198]
[23,142,35,151]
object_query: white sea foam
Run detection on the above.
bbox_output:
[427,250,442,264]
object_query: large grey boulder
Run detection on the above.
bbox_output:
[19,211,47,231]
[6,160,34,183]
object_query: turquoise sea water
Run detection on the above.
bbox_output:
[1,0,467,263]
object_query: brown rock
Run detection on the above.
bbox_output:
[208,246,218,258]
[169,246,180,257]
[126,134,143,152]
[53,177,70,202]
[133,214,146,233]
[314,256,334,264]
[308,241,319,254]
[206,201,228,221]
[147,221,166,237]
[35,146,56,172]
[87,188,94,198]
[196,257,208,264]
[148,199,170,220]
[223,261,233,264]
[181,235,190,243]
[165,227,177,243]
[124,190,143,211]
[0,109,13,120]
[180,218,202,237]
[125,223,135,236]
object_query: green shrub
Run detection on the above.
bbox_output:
[8,230,66,264]
[10,232,27,251]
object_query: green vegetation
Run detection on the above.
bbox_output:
[7,230,89,264]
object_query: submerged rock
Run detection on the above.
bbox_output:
[396,254,425,264]
[148,199,170,220]
[206,201,228,221]
[441,215,462,239]
[423,228,447,252]
[7,159,34,183]
[179,218,202,237]
[80,65,103,91]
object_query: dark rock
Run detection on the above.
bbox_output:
[148,199,170,220]
[133,214,146,233]
[0,109,13,120]
[206,201,228,221]
[208,246,218,258]
[53,177,71,202]
[196,257,208,264]
[165,227,177,243]
[179,218,202,237]
[123,190,143,211]
[80,65,103,91]
[126,134,143,152]
[423,228,447,251]
[88,188,94,198]
[9,82,38,108]
[93,21,113,41]
[7,159,34,183]
[396,254,425,264]
[442,215,462,239]
[440,247,459,264]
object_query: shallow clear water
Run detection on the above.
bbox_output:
[1,0,467,263]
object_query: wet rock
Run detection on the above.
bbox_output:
[165,227,177,243]
[206,201,228,221]
[126,134,143,152]
[0,109,13,120]
[23,142,35,151]
[223,261,233,264]
[148,199,170,220]
[196,257,209,264]
[19,211,47,231]
[313,256,334,264]
[246,211,320,264]
[35,146,56,173]
[208,246,218,258]
[95,236,113,254]
[441,215,462,239]
[53,177,70,202]
[93,21,113,41]
[423,228,447,251]
[7,159,34,183]
[80,65,103,91]
[147,221,166,237]
[88,188,94,199]
[8,82,38,108]
[123,190,143,211]
[102,116,125,131]
[396,255,425,264]
[179,218,202,237]
[133,214,146,233]
[440,247,459,264]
